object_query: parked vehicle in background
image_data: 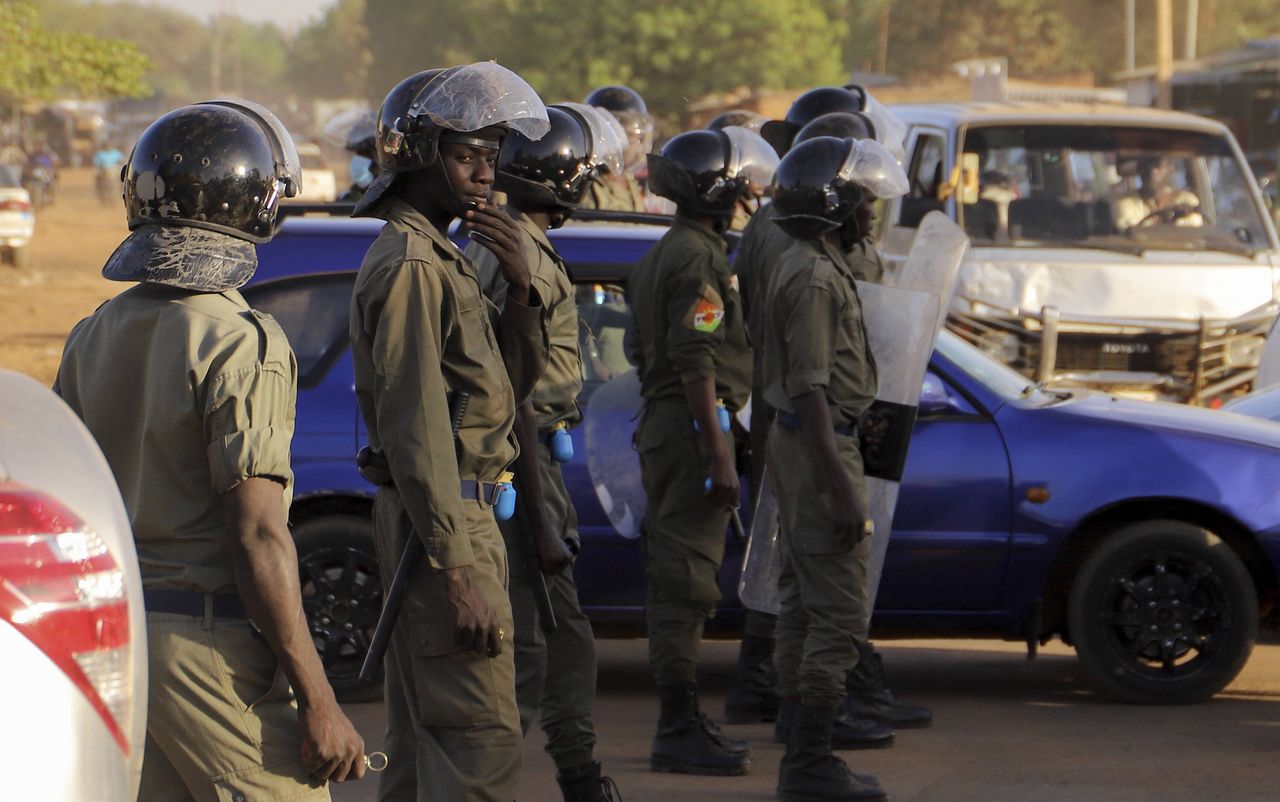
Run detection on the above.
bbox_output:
[882,102,1280,406]
[0,370,146,801]
[0,164,35,268]
[292,143,337,203]
[244,210,1280,706]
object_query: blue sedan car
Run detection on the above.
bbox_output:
[247,210,1280,705]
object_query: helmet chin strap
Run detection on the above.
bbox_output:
[837,215,861,251]
[427,157,473,219]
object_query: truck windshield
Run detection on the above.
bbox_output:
[957,125,1270,253]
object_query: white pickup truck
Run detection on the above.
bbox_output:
[880,101,1278,405]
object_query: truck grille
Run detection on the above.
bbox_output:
[1053,333,1199,375]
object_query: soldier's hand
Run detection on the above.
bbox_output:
[444,565,504,657]
[534,526,575,575]
[831,470,869,546]
[706,452,741,510]
[299,700,366,784]
[462,203,532,295]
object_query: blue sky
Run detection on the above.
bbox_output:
[103,0,333,31]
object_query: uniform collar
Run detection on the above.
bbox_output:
[816,237,857,283]
[382,198,463,260]
[672,212,728,253]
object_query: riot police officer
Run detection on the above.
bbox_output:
[347,63,551,802]
[762,135,907,801]
[579,84,652,211]
[339,110,378,202]
[463,102,624,802]
[628,127,775,776]
[55,100,366,800]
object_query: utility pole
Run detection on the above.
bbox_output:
[876,7,891,75]
[1125,0,1135,72]
[1185,0,1199,61]
[1156,0,1173,109]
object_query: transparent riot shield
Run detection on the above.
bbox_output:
[738,213,970,614]
[583,369,646,539]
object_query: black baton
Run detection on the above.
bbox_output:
[359,392,470,682]
[512,479,558,634]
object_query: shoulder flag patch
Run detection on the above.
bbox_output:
[685,284,726,333]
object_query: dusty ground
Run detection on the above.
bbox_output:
[0,167,131,385]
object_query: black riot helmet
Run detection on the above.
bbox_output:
[356,63,551,215]
[794,111,876,146]
[345,111,377,159]
[121,98,301,244]
[584,85,649,118]
[707,109,766,134]
[496,105,594,214]
[761,86,864,157]
[772,136,865,241]
[647,127,778,217]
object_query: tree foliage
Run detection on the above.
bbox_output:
[288,0,373,100]
[0,1,150,103]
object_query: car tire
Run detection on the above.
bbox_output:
[294,514,384,702]
[1068,519,1257,704]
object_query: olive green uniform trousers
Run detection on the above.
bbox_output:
[503,443,600,772]
[373,487,522,802]
[769,424,871,709]
[637,403,735,684]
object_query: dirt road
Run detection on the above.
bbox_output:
[0,167,131,385]
[335,637,1280,802]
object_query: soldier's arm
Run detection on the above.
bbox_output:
[512,399,573,573]
[464,204,549,403]
[224,478,366,783]
[666,252,737,508]
[204,335,364,783]
[784,281,867,543]
[368,261,473,569]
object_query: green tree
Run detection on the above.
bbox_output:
[288,0,374,100]
[0,1,149,103]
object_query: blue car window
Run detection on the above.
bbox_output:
[242,273,356,388]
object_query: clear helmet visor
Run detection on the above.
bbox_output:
[204,97,303,196]
[322,106,375,149]
[723,125,780,188]
[862,94,908,166]
[837,138,909,200]
[557,102,627,177]
[408,61,550,141]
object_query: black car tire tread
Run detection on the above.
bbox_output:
[294,514,384,703]
[1068,519,1257,705]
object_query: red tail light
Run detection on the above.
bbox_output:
[0,483,131,753]
[0,199,31,213]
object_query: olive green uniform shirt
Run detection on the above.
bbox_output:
[54,285,297,593]
[466,210,583,430]
[349,199,549,570]
[762,238,878,427]
[578,173,646,213]
[628,214,751,411]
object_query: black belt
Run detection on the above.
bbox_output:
[144,590,248,619]
[460,479,503,504]
[775,410,858,438]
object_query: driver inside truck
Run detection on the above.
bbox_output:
[1112,155,1203,230]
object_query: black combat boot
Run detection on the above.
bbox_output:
[845,643,933,729]
[775,695,894,750]
[556,761,622,802]
[725,618,781,723]
[776,697,883,786]
[777,705,886,802]
[651,682,751,775]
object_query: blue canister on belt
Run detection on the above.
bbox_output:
[550,421,574,463]
[694,399,733,434]
[495,472,517,521]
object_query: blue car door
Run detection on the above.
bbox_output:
[874,370,1013,618]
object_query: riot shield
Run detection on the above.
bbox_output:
[738,213,969,614]
[583,369,646,539]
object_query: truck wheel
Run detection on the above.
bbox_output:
[294,514,384,702]
[1068,520,1256,704]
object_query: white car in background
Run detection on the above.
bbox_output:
[294,142,337,203]
[882,102,1279,405]
[0,163,35,268]
[0,369,146,801]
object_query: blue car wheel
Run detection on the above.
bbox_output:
[1068,520,1258,704]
